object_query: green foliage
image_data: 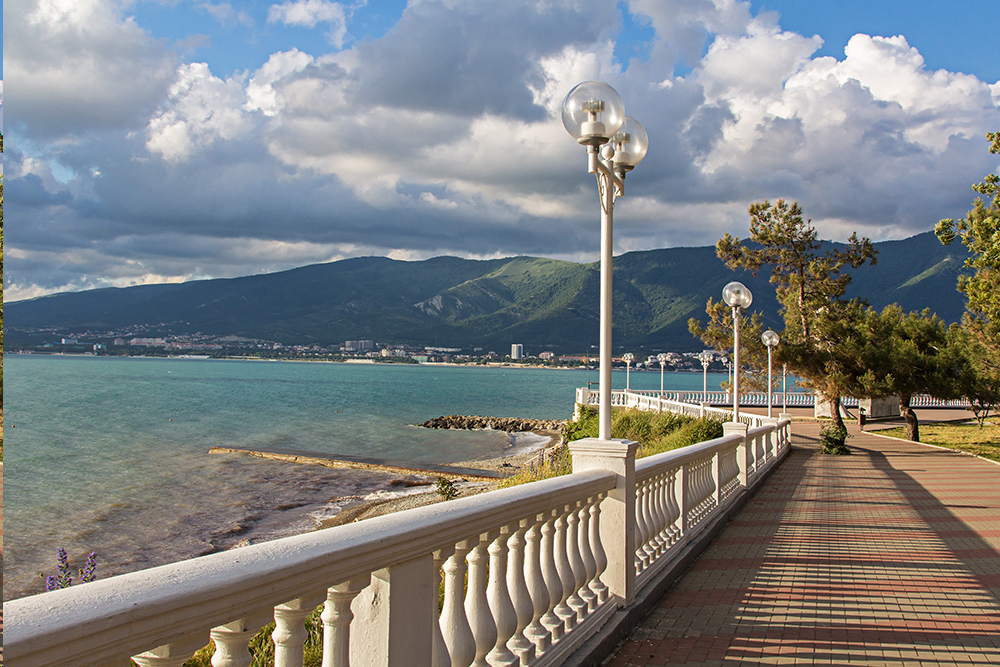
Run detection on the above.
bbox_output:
[641,418,726,457]
[715,200,877,430]
[688,297,770,392]
[818,423,851,455]
[936,131,1000,379]
[435,477,460,501]
[855,305,963,442]
[503,406,725,488]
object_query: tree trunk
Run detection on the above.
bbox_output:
[899,394,919,442]
[829,394,846,431]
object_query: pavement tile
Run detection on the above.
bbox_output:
[602,423,1000,666]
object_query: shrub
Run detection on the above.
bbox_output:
[642,418,726,457]
[819,423,851,455]
[435,477,460,501]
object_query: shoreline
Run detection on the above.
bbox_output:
[313,429,562,529]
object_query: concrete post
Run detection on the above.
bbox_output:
[350,555,435,666]
[724,422,749,487]
[569,437,639,605]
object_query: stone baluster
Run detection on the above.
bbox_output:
[587,494,609,604]
[274,596,321,667]
[486,527,519,667]
[523,516,552,654]
[132,636,204,667]
[441,541,476,667]
[552,508,576,633]
[632,480,649,574]
[321,576,370,667]
[211,617,266,667]
[576,498,597,613]
[664,470,680,545]
[638,480,656,568]
[538,511,564,643]
[655,473,672,553]
[505,521,537,665]
[565,500,588,624]
[465,532,497,667]
[432,548,454,667]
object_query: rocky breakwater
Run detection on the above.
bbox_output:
[419,415,566,433]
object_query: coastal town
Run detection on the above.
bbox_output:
[8,328,725,371]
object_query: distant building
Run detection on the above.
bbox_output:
[113,338,126,346]
[511,344,524,360]
[539,351,555,360]
[61,338,79,345]
[343,340,375,353]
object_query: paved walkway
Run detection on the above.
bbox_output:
[605,424,1000,666]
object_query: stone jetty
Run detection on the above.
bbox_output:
[419,415,565,432]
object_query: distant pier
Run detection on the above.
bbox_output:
[208,446,501,480]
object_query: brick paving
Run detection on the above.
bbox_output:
[605,423,1000,666]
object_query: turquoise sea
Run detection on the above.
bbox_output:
[3,354,725,600]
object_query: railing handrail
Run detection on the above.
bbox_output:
[6,469,616,666]
[635,433,742,478]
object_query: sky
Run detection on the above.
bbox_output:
[4,0,1000,301]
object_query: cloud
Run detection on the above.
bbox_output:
[4,0,999,301]
[200,2,254,28]
[146,63,253,161]
[5,0,178,138]
[268,0,349,47]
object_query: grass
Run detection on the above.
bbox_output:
[878,421,1000,463]
[499,406,725,488]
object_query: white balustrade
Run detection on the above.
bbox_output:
[7,417,792,667]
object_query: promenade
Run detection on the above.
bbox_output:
[604,422,1000,666]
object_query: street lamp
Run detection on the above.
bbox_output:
[623,352,635,391]
[782,363,788,414]
[563,81,648,441]
[657,352,669,392]
[697,351,713,404]
[761,329,779,418]
[722,281,753,423]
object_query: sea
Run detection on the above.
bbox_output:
[2,354,725,601]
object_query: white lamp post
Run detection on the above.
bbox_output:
[563,81,648,441]
[722,281,753,423]
[782,363,788,414]
[657,352,669,392]
[761,329,779,418]
[622,352,635,391]
[698,351,713,404]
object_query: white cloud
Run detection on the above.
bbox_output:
[245,49,315,116]
[268,0,349,47]
[200,2,254,28]
[6,0,177,137]
[146,63,252,161]
[5,0,1000,297]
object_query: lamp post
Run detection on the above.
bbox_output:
[623,352,635,391]
[782,363,788,414]
[698,351,713,404]
[761,329,779,418]
[722,281,753,423]
[563,81,648,441]
[657,352,669,392]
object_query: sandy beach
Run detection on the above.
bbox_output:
[316,429,562,528]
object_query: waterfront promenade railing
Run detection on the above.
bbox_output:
[578,387,969,415]
[6,419,792,667]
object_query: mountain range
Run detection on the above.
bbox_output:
[6,231,969,353]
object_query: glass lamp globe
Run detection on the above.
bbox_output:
[657,352,669,363]
[722,281,753,309]
[611,116,648,171]
[622,352,635,362]
[561,81,625,147]
[762,330,780,348]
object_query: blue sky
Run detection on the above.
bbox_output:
[4,0,999,299]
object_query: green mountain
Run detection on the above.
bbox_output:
[6,232,969,353]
